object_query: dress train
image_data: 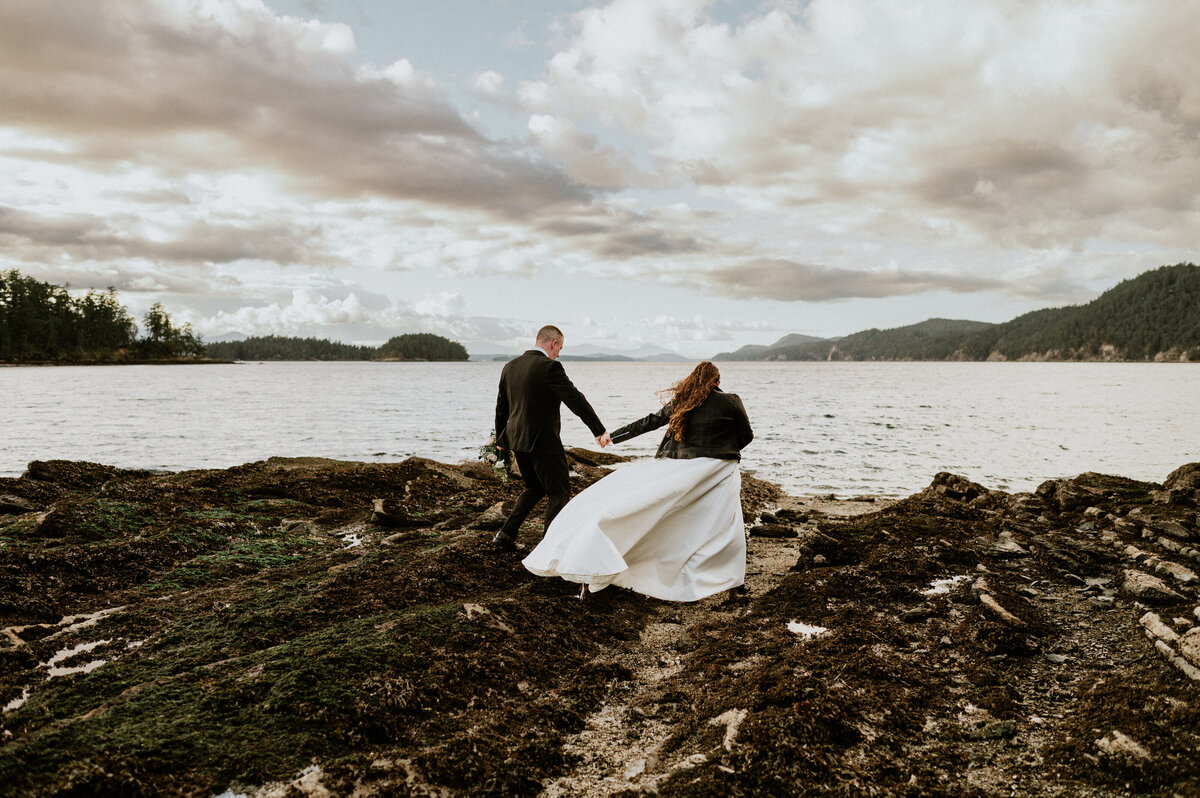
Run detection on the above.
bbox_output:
[521,457,745,602]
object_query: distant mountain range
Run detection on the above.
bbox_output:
[715,262,1200,363]
[466,342,690,362]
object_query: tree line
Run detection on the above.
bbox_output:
[0,270,202,362]
[207,333,469,361]
[203,336,377,361]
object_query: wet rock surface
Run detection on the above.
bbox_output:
[0,456,1198,796]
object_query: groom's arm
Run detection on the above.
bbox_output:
[546,360,605,437]
[494,372,510,447]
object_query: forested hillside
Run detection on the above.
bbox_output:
[745,319,995,361]
[716,263,1200,362]
[0,270,202,362]
[960,263,1200,360]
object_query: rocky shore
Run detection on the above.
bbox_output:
[1,453,1198,797]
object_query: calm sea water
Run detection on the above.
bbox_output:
[2,361,1196,497]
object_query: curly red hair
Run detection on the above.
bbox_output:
[658,361,720,442]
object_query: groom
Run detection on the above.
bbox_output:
[492,325,610,550]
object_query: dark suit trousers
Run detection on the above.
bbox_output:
[498,436,572,540]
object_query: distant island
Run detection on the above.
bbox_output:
[716,262,1200,362]
[374,333,468,362]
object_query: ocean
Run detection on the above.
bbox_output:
[2,360,1196,497]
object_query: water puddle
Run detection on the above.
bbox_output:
[44,606,125,641]
[0,605,125,649]
[44,639,111,678]
[3,687,30,713]
[3,638,117,716]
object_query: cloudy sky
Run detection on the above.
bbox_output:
[2,0,1197,356]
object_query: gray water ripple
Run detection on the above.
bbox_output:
[2,360,1197,497]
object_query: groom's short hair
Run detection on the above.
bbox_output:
[536,325,564,344]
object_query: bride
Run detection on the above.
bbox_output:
[522,361,753,601]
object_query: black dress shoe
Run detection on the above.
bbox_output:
[492,531,517,550]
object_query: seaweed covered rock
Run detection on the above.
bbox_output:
[1036,470,1160,513]
[0,455,661,797]
[1163,462,1200,506]
[22,460,148,490]
[0,495,34,514]
[925,470,990,503]
[1165,462,1200,492]
[3,458,1200,797]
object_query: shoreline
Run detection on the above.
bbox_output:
[2,454,1198,796]
[0,358,234,367]
[7,358,1198,367]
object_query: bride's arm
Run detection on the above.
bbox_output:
[610,404,671,444]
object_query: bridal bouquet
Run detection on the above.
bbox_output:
[479,431,510,482]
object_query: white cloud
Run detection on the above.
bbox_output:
[526,114,635,186]
[473,69,505,97]
[206,289,369,333]
[413,292,467,317]
[533,0,1200,254]
[1,0,1197,356]
[0,0,586,216]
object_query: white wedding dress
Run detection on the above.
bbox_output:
[522,456,745,601]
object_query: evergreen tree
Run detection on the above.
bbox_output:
[135,302,204,359]
[0,269,195,362]
[75,288,138,356]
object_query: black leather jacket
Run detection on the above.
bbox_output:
[611,388,753,461]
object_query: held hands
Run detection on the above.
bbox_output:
[596,432,612,448]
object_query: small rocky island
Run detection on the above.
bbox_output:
[1,453,1198,796]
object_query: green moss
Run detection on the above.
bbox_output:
[195,541,300,569]
[0,534,22,550]
[182,508,243,521]
[0,602,486,794]
[0,456,663,796]
[162,525,224,546]
[244,498,307,511]
[137,566,212,591]
[74,500,153,540]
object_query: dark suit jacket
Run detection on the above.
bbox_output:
[495,350,605,453]
[611,387,753,461]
